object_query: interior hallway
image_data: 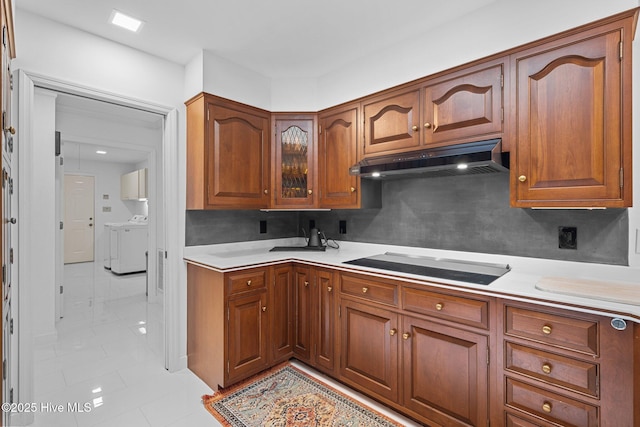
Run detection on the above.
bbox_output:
[30,262,216,427]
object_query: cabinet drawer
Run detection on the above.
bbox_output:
[340,274,398,306]
[506,378,598,427]
[506,413,544,427]
[505,342,598,397]
[226,269,267,295]
[505,307,598,355]
[403,286,489,329]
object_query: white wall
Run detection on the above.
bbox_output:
[31,88,57,341]
[316,0,639,108]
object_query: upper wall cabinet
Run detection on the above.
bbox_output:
[186,93,271,210]
[423,59,505,149]
[510,12,635,208]
[121,168,147,200]
[319,104,372,209]
[272,114,317,208]
[362,88,421,157]
[362,59,506,158]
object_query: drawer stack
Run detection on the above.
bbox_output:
[498,301,634,427]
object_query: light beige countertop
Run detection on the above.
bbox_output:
[184,238,640,322]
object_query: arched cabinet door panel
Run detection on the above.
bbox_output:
[511,17,633,208]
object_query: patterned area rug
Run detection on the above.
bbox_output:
[202,363,404,426]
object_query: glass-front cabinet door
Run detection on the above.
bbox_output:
[272,115,317,208]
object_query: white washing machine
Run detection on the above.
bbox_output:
[104,215,148,274]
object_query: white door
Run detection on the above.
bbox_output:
[64,174,95,263]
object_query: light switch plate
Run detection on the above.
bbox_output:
[103,206,111,212]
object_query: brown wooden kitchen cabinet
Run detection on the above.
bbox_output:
[292,266,338,374]
[362,87,421,157]
[510,12,635,208]
[270,264,294,364]
[185,93,271,209]
[423,59,505,149]
[272,114,317,208]
[318,104,360,208]
[340,298,400,402]
[401,315,489,427]
[292,265,312,361]
[496,300,637,427]
[339,272,492,426]
[312,268,337,374]
[187,263,282,389]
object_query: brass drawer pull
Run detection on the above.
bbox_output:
[424,122,432,129]
[541,363,552,374]
[402,332,411,340]
[304,281,309,287]
[435,303,444,311]
[389,328,397,336]
[542,325,552,335]
[350,187,356,193]
[542,402,552,413]
[247,280,252,286]
[518,175,527,183]
[362,287,368,294]
[262,306,267,312]
[411,125,419,131]
[327,286,332,292]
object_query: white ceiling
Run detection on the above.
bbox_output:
[16,0,497,78]
[56,92,161,164]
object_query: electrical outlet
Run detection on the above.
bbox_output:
[259,220,267,234]
[558,226,577,249]
[102,206,111,212]
[339,220,347,234]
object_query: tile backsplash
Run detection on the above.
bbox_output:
[186,173,628,265]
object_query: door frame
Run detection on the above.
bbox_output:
[16,70,182,426]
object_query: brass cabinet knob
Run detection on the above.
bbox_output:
[304,281,309,287]
[5,126,15,135]
[350,187,356,193]
[327,286,333,292]
[542,363,552,374]
[362,287,368,294]
[542,325,552,335]
[402,332,411,340]
[424,123,432,129]
[411,125,419,131]
[389,328,397,336]
[435,303,444,311]
[518,175,527,183]
[308,189,313,195]
[262,306,267,312]
[264,189,269,194]
[542,402,552,413]
[247,280,252,286]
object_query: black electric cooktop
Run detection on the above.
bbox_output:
[344,253,510,285]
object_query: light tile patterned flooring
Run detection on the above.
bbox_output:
[27,262,419,427]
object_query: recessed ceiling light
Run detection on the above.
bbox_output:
[109,10,144,32]
[96,150,107,155]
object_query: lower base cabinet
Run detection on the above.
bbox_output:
[340,299,399,402]
[187,262,639,426]
[497,300,638,427]
[402,316,488,427]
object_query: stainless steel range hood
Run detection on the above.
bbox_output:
[349,138,509,179]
